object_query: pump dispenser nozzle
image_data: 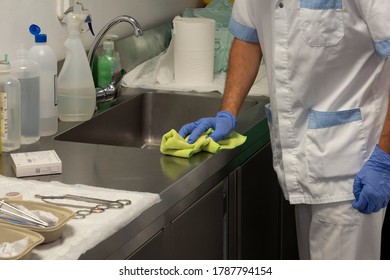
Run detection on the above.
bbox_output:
[102,34,118,51]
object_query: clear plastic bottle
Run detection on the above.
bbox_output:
[11,49,40,144]
[57,12,96,122]
[28,24,58,136]
[0,60,21,152]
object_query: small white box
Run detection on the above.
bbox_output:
[10,150,62,177]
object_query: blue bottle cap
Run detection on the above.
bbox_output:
[35,34,47,43]
[29,24,47,43]
[29,24,41,35]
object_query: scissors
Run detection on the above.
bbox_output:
[34,194,131,209]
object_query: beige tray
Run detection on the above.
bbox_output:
[0,200,75,243]
[0,222,44,260]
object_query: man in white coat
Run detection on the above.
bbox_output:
[179,0,390,259]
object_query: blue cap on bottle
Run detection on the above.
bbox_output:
[29,24,47,43]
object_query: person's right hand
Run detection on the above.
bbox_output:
[178,111,237,144]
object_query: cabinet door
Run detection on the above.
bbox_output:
[170,181,224,259]
[128,229,170,260]
[236,143,298,259]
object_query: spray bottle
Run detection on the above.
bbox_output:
[57,7,96,122]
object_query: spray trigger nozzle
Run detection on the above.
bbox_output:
[85,15,95,36]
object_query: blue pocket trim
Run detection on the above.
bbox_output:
[375,39,390,58]
[308,108,362,129]
[300,0,342,10]
[229,17,259,43]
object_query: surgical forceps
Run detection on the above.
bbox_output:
[35,194,131,209]
[0,199,50,227]
[72,207,105,219]
[35,194,131,219]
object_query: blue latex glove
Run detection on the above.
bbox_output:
[178,111,237,144]
[352,145,390,214]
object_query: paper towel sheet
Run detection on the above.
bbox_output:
[122,49,269,96]
[0,175,161,260]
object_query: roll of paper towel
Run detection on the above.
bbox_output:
[173,16,216,86]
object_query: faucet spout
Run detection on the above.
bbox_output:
[88,15,143,68]
[88,15,143,103]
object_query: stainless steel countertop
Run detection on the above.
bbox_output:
[0,87,270,259]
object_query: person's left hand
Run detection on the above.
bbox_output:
[352,145,390,214]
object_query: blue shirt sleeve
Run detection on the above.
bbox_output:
[229,16,259,43]
[356,0,390,57]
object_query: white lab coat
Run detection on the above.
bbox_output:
[230,0,390,204]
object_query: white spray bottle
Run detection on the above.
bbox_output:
[57,9,96,122]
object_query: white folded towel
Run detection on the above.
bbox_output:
[0,175,161,260]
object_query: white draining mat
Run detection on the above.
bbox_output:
[0,175,161,260]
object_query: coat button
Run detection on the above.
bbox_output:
[279,2,284,8]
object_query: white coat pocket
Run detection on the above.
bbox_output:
[299,0,344,47]
[306,108,367,182]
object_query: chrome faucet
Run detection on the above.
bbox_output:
[88,15,144,103]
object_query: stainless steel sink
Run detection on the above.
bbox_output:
[54,91,260,149]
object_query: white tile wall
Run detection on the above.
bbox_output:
[0,0,203,61]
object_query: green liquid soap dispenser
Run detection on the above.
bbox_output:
[93,34,121,88]
[57,9,96,122]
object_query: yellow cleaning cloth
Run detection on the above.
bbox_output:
[160,129,247,158]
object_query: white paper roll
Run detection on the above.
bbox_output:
[173,16,216,86]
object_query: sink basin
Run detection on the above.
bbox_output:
[55,91,260,149]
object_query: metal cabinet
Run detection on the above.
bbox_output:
[171,181,224,259]
[130,143,298,260]
[129,229,169,259]
[129,181,224,259]
[228,143,299,260]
